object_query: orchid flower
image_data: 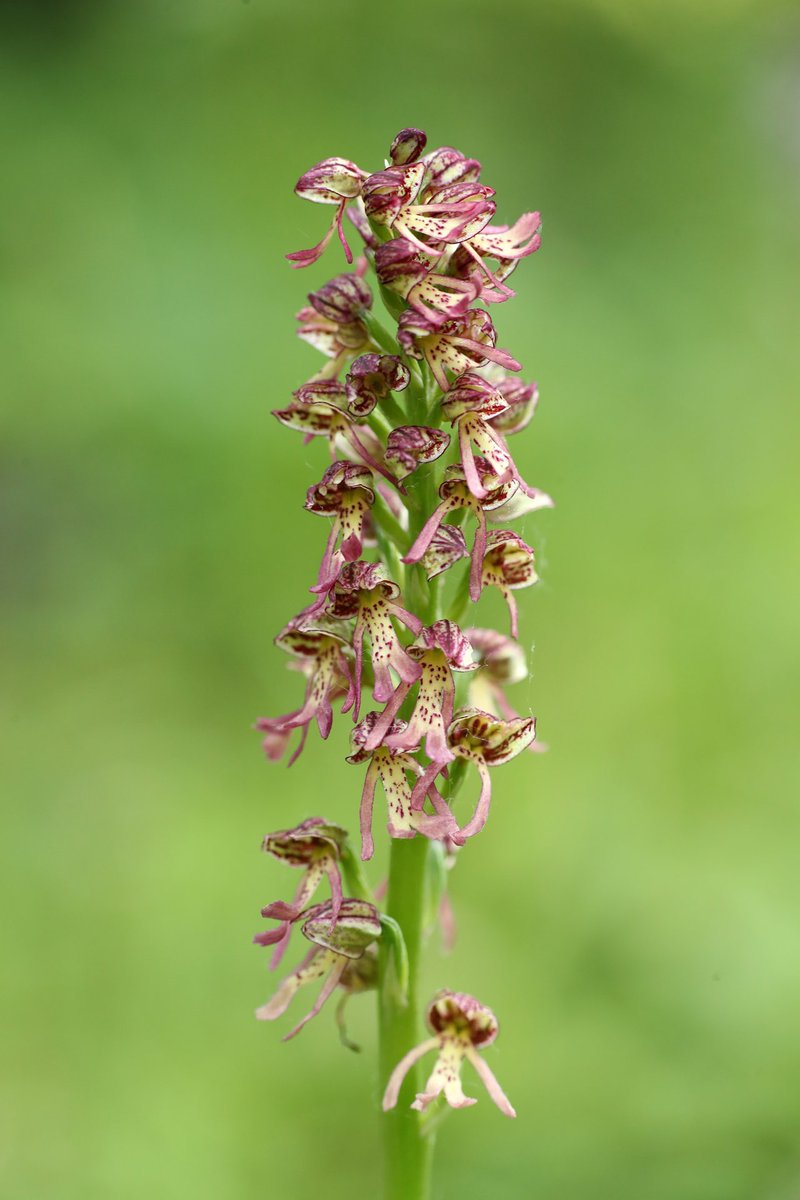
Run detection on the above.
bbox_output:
[480,530,538,638]
[347,712,456,860]
[362,620,477,765]
[254,818,348,968]
[384,425,451,480]
[446,707,537,844]
[256,899,381,1040]
[305,461,375,591]
[382,990,516,1117]
[255,622,355,764]
[442,370,552,504]
[294,267,374,379]
[286,157,368,269]
[274,380,399,489]
[345,353,410,419]
[397,308,521,393]
[402,459,520,601]
[325,561,421,718]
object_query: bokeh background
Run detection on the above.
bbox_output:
[3,1,800,1197]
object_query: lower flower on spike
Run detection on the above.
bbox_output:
[382,989,516,1117]
[254,818,348,968]
[255,899,381,1041]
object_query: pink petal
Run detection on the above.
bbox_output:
[467,1046,517,1117]
[381,1037,439,1111]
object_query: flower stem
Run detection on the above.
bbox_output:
[378,835,435,1200]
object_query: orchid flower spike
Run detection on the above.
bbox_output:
[382,989,516,1117]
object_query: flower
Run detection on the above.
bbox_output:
[254,818,348,968]
[446,707,536,843]
[466,629,547,754]
[362,162,496,252]
[481,366,539,436]
[382,989,516,1116]
[397,308,521,393]
[286,157,368,269]
[449,211,542,298]
[325,562,422,718]
[375,238,480,323]
[256,899,381,1040]
[347,712,456,860]
[345,353,410,419]
[384,425,451,480]
[295,267,374,379]
[305,461,375,590]
[362,620,477,765]
[442,370,550,503]
[420,524,468,579]
[402,459,520,602]
[389,127,428,166]
[480,530,538,638]
[255,621,355,764]
[274,380,399,489]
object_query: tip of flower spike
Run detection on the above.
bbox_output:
[389,128,428,165]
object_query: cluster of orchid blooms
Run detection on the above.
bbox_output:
[254,128,551,1120]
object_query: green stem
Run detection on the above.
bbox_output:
[373,310,444,1200]
[379,836,435,1200]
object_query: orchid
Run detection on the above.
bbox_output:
[325,561,422,717]
[397,307,521,393]
[256,899,381,1040]
[446,707,537,843]
[347,712,456,860]
[254,818,348,967]
[286,158,368,269]
[305,461,375,589]
[480,529,538,638]
[253,126,554,1199]
[382,990,515,1117]
[255,621,355,765]
[402,459,520,602]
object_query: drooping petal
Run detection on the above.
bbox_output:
[381,1037,440,1111]
[282,956,348,1042]
[466,1045,517,1117]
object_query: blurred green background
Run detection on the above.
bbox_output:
[3,1,800,1197]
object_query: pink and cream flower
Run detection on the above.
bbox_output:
[255,622,355,765]
[286,157,368,269]
[446,707,537,843]
[479,530,538,638]
[382,989,516,1117]
[305,461,375,591]
[362,620,477,766]
[347,712,456,860]
[397,308,521,394]
[402,459,520,601]
[256,899,381,1040]
[325,562,422,718]
[254,818,348,968]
